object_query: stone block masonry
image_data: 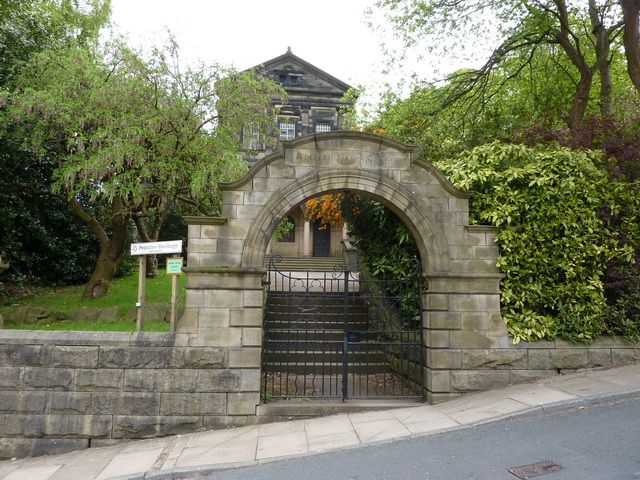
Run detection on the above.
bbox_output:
[0,330,260,459]
[6,132,640,458]
[425,338,640,403]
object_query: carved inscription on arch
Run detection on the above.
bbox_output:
[286,149,410,170]
[362,152,409,169]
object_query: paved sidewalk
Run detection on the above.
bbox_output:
[1,364,639,480]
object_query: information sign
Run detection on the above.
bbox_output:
[130,240,182,256]
[166,258,183,275]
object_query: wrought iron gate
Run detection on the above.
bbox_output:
[261,256,424,401]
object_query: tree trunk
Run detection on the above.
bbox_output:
[82,238,127,299]
[553,0,595,132]
[621,0,640,94]
[69,195,130,299]
[590,0,613,116]
[145,254,159,278]
[569,72,593,131]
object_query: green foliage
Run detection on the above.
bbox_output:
[7,36,283,296]
[369,0,638,154]
[369,42,638,162]
[0,133,99,287]
[273,216,295,241]
[0,1,112,290]
[342,195,422,324]
[0,0,111,87]
[605,266,640,341]
[12,41,271,211]
[10,39,284,214]
[436,142,640,343]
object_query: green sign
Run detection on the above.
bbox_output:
[166,257,183,275]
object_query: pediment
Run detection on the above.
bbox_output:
[249,50,352,96]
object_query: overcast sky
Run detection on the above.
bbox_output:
[109,1,390,99]
[108,0,488,111]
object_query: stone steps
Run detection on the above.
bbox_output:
[256,399,422,418]
[264,291,386,375]
[265,255,347,272]
[263,361,390,375]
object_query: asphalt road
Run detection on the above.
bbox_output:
[204,397,640,480]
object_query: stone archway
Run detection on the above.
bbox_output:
[181,131,505,411]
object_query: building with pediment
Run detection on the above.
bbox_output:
[244,49,355,259]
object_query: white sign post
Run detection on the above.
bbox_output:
[130,241,183,331]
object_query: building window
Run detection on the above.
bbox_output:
[315,123,331,133]
[277,73,301,85]
[279,121,296,140]
[242,127,262,150]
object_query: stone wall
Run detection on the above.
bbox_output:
[1,325,639,459]
[427,336,640,401]
[0,330,259,459]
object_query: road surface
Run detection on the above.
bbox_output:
[204,397,640,480]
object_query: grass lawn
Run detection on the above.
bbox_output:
[0,272,186,332]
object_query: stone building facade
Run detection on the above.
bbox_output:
[243,49,354,259]
[241,47,353,165]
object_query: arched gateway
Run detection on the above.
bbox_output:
[180,132,505,410]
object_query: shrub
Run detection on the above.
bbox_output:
[436,142,640,343]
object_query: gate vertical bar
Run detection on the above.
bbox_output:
[342,266,349,401]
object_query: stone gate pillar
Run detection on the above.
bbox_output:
[423,226,505,403]
[180,216,265,418]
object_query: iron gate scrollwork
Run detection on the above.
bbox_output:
[261,255,424,401]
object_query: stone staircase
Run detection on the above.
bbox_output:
[264,255,346,272]
[263,292,390,378]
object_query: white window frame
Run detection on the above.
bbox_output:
[279,121,296,140]
[242,127,262,150]
[315,123,331,133]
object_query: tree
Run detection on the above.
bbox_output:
[305,194,347,229]
[373,0,628,133]
[368,49,577,160]
[620,0,640,94]
[0,0,111,291]
[10,41,283,298]
[0,0,111,86]
[0,127,100,289]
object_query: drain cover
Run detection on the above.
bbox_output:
[508,461,563,479]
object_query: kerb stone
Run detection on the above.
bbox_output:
[227,393,260,415]
[124,369,198,393]
[75,369,123,391]
[5,414,112,437]
[92,392,160,415]
[197,369,241,392]
[50,346,98,368]
[113,415,203,439]
[24,368,73,390]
